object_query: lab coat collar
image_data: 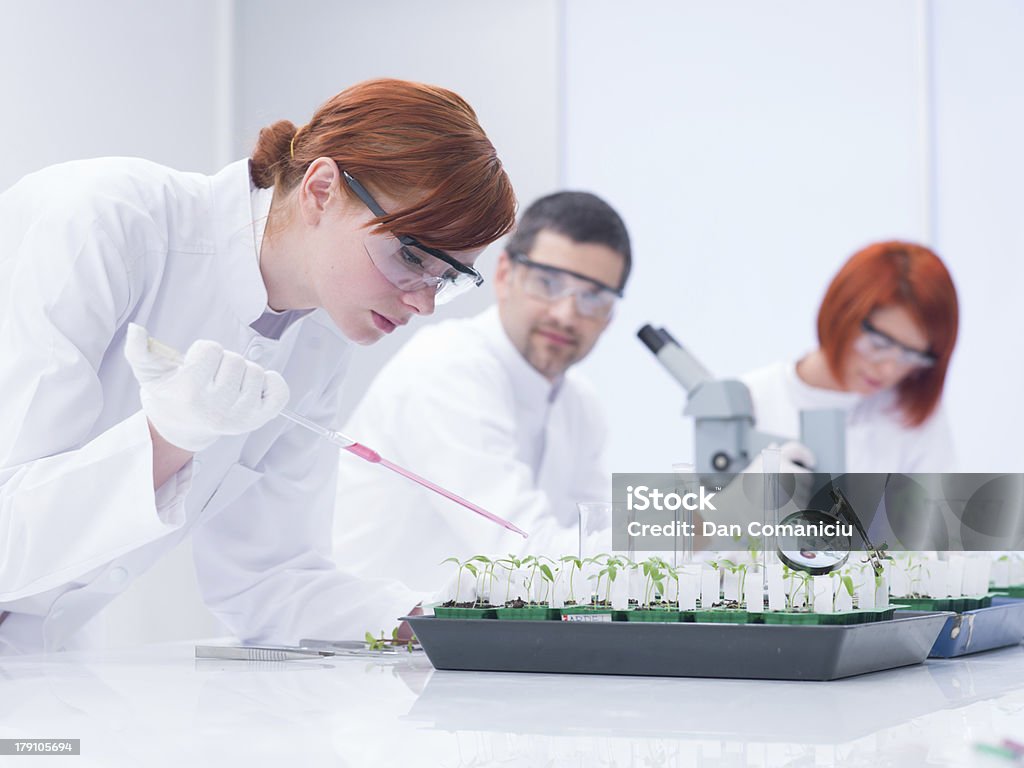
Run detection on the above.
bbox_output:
[476,306,562,405]
[784,358,862,410]
[210,159,271,326]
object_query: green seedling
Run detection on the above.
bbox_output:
[466,555,497,607]
[592,555,626,606]
[494,554,522,605]
[520,555,541,603]
[829,571,856,611]
[903,552,926,597]
[664,565,684,608]
[782,564,813,610]
[440,556,480,606]
[560,556,583,604]
[583,553,612,605]
[537,556,558,604]
[518,555,558,605]
[363,627,415,653]
[717,558,749,606]
[641,556,670,608]
[729,530,763,568]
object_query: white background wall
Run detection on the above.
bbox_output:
[566,0,1024,474]
[2,0,1020,646]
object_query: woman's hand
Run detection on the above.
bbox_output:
[124,323,290,453]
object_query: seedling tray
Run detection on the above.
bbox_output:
[922,599,1024,658]
[404,612,950,681]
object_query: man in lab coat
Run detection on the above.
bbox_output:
[333,192,631,595]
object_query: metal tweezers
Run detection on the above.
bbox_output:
[195,640,405,662]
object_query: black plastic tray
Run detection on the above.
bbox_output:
[404,612,951,681]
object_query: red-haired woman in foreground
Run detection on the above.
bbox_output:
[0,79,516,655]
[742,241,959,472]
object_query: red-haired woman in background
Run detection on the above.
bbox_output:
[0,79,516,655]
[742,241,959,472]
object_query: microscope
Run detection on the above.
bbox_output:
[639,325,890,574]
[637,324,847,475]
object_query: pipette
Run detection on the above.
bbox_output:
[142,332,528,538]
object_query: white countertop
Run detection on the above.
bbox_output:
[2,640,1024,767]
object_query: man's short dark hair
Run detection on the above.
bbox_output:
[505,191,632,290]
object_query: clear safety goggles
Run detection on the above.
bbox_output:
[510,252,622,320]
[853,319,936,369]
[344,169,484,305]
[363,232,484,305]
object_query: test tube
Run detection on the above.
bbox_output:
[761,446,782,592]
[672,462,696,569]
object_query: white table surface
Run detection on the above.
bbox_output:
[2,639,1024,767]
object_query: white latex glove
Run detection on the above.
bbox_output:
[124,323,290,452]
[743,441,816,474]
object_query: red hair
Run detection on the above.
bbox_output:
[250,78,516,251]
[818,241,959,427]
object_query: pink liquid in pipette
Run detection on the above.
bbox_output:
[137,333,528,537]
[344,443,528,538]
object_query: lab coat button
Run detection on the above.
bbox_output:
[109,567,130,586]
[247,343,264,360]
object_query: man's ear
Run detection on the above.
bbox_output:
[494,251,513,301]
[298,157,339,225]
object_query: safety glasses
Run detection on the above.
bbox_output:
[343,169,484,305]
[509,252,621,320]
[854,319,936,369]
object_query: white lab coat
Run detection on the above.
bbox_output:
[0,157,420,654]
[741,360,957,472]
[333,307,610,598]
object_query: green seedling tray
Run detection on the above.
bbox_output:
[695,609,755,624]
[764,608,895,626]
[495,607,560,621]
[996,585,1024,599]
[763,611,824,626]
[893,595,993,612]
[559,605,611,615]
[559,605,632,621]
[404,611,950,680]
[434,607,497,619]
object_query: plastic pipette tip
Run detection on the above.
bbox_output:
[345,443,381,462]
